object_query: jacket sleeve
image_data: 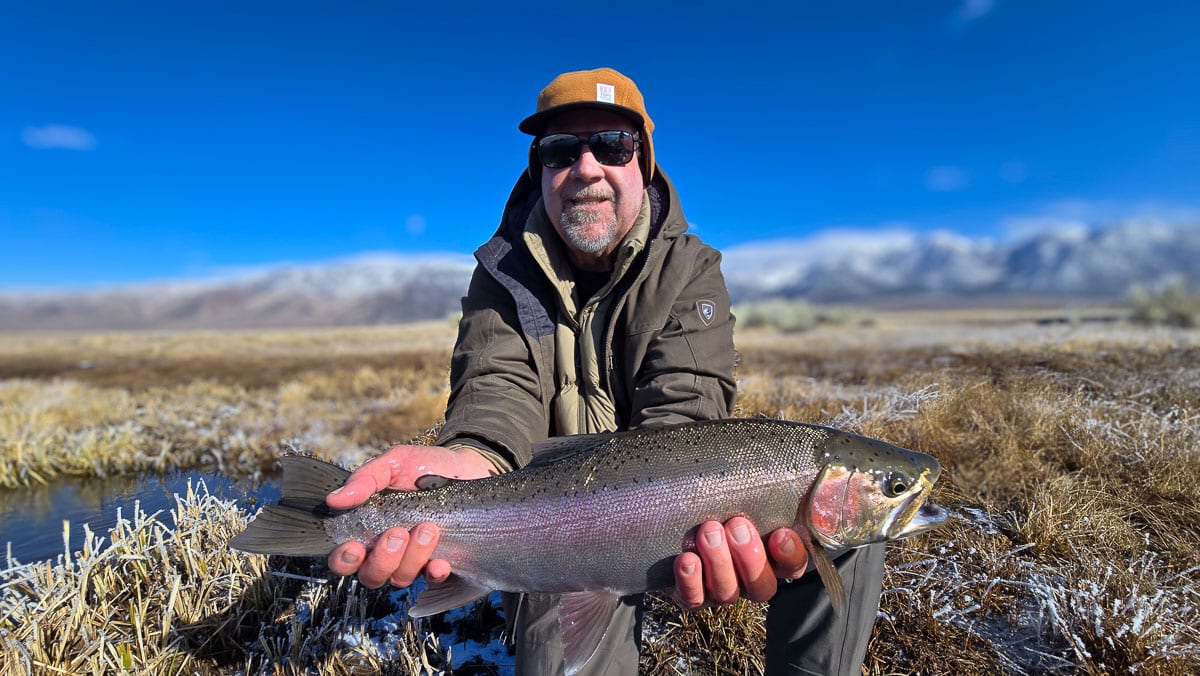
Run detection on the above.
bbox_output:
[435,266,547,468]
[626,242,737,429]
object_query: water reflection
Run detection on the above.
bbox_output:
[0,472,281,564]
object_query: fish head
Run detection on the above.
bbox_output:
[803,433,947,548]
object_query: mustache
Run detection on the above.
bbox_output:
[566,188,615,202]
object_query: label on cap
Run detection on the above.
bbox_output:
[596,83,615,104]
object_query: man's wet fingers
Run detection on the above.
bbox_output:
[356,528,407,589]
[390,523,439,588]
[672,552,706,609]
[328,541,365,576]
[725,517,776,602]
[767,528,809,579]
[696,521,739,605]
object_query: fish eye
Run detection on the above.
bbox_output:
[883,473,910,498]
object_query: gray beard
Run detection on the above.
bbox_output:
[560,206,619,255]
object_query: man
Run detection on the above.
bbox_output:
[325,67,885,675]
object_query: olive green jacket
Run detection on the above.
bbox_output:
[435,167,736,469]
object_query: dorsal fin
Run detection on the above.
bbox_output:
[277,455,352,511]
[527,433,614,468]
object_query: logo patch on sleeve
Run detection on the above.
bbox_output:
[696,300,716,326]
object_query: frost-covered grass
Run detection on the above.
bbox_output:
[733,298,875,334]
[0,324,454,488]
[1129,277,1200,327]
[2,312,1198,674]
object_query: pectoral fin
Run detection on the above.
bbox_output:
[408,575,492,618]
[798,528,846,615]
[558,591,622,676]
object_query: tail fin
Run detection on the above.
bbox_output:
[229,455,351,556]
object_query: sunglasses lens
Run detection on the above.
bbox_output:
[537,131,637,168]
[537,134,582,169]
[589,131,636,166]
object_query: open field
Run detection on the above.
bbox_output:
[2,311,1198,674]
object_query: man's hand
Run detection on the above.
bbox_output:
[326,444,496,589]
[672,519,809,609]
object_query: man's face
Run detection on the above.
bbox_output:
[539,109,645,271]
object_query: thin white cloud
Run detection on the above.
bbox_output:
[21,124,97,150]
[952,0,996,27]
[1000,215,1090,242]
[925,165,970,192]
[1004,201,1110,238]
[998,200,1200,241]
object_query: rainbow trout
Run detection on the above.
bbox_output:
[231,418,946,674]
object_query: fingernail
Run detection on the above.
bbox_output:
[340,550,359,565]
[731,523,751,545]
[415,527,434,546]
[779,534,796,555]
[681,561,696,575]
[329,486,343,495]
[703,525,723,547]
[385,534,405,553]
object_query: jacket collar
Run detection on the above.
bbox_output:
[473,165,687,339]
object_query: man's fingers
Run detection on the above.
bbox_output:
[767,528,810,579]
[326,452,398,509]
[325,472,384,510]
[725,518,776,602]
[389,523,440,588]
[672,552,706,609]
[695,521,739,605]
[426,558,453,584]
[328,541,367,577]
[356,528,409,589]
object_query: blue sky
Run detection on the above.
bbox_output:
[3,1,1198,289]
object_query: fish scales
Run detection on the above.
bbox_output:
[324,419,832,594]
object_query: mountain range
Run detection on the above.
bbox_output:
[721,218,1199,304]
[2,219,1196,330]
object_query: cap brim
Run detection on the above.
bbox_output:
[519,102,646,135]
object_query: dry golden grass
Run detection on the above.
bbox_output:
[2,313,1198,674]
[0,323,456,487]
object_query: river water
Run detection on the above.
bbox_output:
[0,472,281,564]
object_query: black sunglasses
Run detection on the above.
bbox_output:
[535,130,640,169]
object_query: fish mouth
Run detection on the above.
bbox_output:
[891,463,945,540]
[894,502,948,539]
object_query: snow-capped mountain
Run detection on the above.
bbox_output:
[0,253,476,331]
[1,219,1197,330]
[722,218,1199,303]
